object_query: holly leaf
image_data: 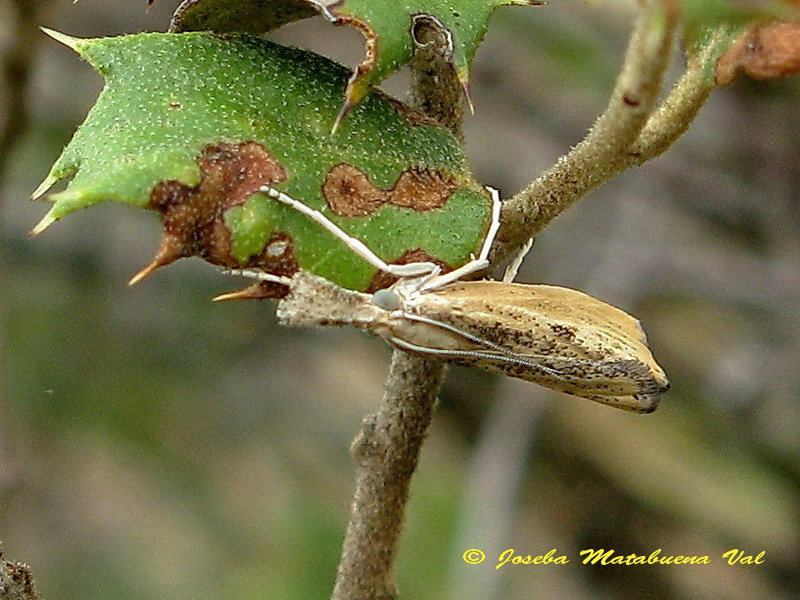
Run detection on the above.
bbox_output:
[164,0,318,35]
[32,31,494,297]
[165,0,539,129]
[315,0,540,128]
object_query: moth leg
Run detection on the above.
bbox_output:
[420,186,502,291]
[502,236,535,283]
[212,268,294,302]
[259,185,438,277]
[219,268,293,286]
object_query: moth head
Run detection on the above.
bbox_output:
[372,288,402,311]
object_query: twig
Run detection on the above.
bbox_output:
[330,18,458,600]
[0,0,53,549]
[0,549,42,600]
[629,27,735,161]
[495,0,680,258]
[331,352,446,600]
[331,3,731,599]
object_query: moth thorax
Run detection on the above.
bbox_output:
[383,313,473,353]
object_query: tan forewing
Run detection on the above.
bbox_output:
[398,281,669,411]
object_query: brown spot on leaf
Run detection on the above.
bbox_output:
[323,162,459,217]
[390,168,458,211]
[383,95,441,127]
[198,141,287,209]
[134,142,287,283]
[323,163,387,217]
[248,232,300,279]
[366,249,450,293]
[212,232,299,302]
[716,21,800,86]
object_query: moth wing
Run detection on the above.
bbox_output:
[421,282,669,411]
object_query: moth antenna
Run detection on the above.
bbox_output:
[388,336,564,380]
[396,312,565,380]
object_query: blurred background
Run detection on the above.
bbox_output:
[1,0,798,598]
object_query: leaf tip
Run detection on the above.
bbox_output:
[333,76,371,134]
[211,288,250,302]
[128,254,175,286]
[29,210,57,238]
[40,27,83,52]
[331,98,354,136]
[30,174,58,201]
[460,76,475,114]
[212,282,287,302]
[129,232,186,286]
[128,262,158,287]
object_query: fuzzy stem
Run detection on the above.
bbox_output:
[628,27,734,162]
[330,17,457,600]
[0,549,42,600]
[331,352,446,600]
[330,4,731,599]
[0,7,50,596]
[494,0,680,259]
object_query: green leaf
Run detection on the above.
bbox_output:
[32,31,493,296]
[317,0,539,126]
[165,0,319,35]
[166,0,538,127]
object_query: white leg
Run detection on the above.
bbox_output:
[221,268,293,285]
[420,186,502,291]
[259,185,438,277]
[502,236,534,283]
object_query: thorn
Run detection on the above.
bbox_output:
[128,259,161,286]
[332,75,369,135]
[212,287,259,302]
[331,98,353,136]
[40,28,81,51]
[212,282,286,302]
[461,79,475,114]
[128,234,184,285]
[30,175,57,201]
[28,211,56,238]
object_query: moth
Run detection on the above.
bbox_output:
[223,185,669,413]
